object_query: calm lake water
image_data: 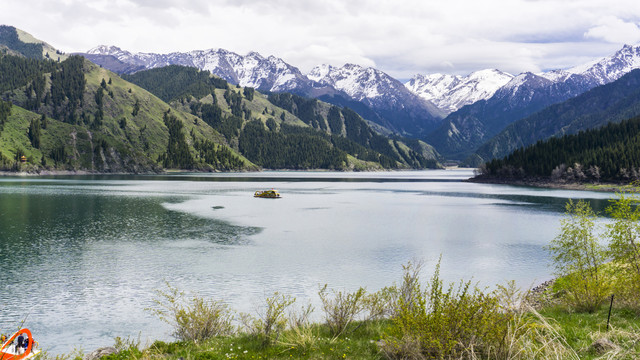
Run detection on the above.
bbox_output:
[0,170,617,354]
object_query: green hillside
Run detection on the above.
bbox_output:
[476,115,640,183]
[125,65,442,170]
[0,54,255,172]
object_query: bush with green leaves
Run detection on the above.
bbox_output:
[546,199,609,312]
[381,259,514,359]
[239,292,295,345]
[148,283,235,342]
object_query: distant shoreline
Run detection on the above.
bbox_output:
[0,167,449,177]
[467,176,636,193]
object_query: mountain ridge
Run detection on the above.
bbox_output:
[472,68,640,165]
[0,25,442,172]
[79,45,446,137]
[405,69,514,114]
[427,43,640,160]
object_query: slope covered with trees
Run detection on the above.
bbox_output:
[122,65,229,103]
[0,23,448,172]
[124,65,442,170]
[0,25,43,60]
[477,115,640,183]
[0,52,254,172]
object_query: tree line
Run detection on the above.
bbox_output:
[0,26,44,59]
[0,100,10,134]
[0,54,86,124]
[479,115,640,182]
[122,65,229,103]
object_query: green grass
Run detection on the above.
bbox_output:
[539,305,640,359]
[103,320,389,360]
[70,307,639,360]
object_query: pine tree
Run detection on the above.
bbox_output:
[28,118,41,148]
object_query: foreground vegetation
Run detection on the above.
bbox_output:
[38,194,640,360]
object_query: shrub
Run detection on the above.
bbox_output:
[148,283,234,342]
[606,191,640,305]
[381,259,513,359]
[239,292,295,345]
[318,284,368,337]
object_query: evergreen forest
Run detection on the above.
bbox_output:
[478,115,640,182]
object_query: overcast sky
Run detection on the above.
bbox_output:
[2,0,640,79]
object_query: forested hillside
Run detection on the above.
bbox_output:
[0,25,43,59]
[122,65,229,103]
[0,53,254,172]
[477,115,640,183]
[124,65,442,170]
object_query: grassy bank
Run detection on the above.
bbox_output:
[42,287,638,360]
[97,306,640,360]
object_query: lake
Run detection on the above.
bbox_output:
[0,170,616,354]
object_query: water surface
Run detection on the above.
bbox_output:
[0,170,616,354]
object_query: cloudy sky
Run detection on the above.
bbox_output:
[2,0,640,79]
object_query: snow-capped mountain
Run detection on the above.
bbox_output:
[406,44,640,116]
[567,44,640,84]
[82,46,445,136]
[85,45,318,93]
[82,43,640,145]
[308,63,437,109]
[426,44,640,160]
[307,63,445,135]
[405,69,514,113]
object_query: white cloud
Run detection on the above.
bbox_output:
[1,0,640,78]
[584,16,640,44]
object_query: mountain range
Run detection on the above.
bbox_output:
[0,25,438,173]
[426,44,640,161]
[80,43,640,163]
[81,46,444,138]
[474,68,640,164]
[405,69,514,114]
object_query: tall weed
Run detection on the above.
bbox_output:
[318,284,369,338]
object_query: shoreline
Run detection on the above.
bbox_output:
[466,176,638,193]
[0,167,455,177]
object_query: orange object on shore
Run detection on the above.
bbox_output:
[0,328,40,360]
